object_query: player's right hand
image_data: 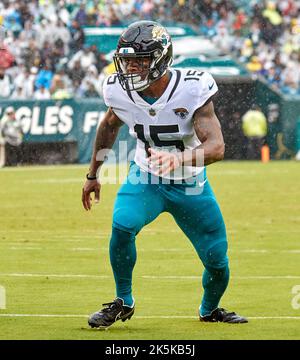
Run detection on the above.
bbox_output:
[82,179,101,211]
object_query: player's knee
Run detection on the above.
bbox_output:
[113,208,144,235]
[110,226,135,248]
[203,240,228,271]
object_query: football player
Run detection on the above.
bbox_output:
[82,21,248,328]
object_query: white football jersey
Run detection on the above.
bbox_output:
[103,68,218,180]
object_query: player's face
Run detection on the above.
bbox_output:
[122,56,151,78]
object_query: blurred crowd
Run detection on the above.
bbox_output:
[0,0,300,99]
[179,0,300,96]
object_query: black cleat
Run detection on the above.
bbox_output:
[88,298,135,329]
[200,308,248,323]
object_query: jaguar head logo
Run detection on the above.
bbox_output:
[173,108,189,119]
[152,26,170,47]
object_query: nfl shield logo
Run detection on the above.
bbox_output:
[149,108,156,116]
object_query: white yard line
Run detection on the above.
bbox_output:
[2,245,300,254]
[0,229,299,235]
[1,164,290,175]
[0,313,299,320]
[0,230,102,233]
[24,178,84,184]
[0,165,87,172]
[0,273,299,280]
[0,273,109,279]
[71,247,190,252]
[9,247,43,250]
[142,275,300,280]
[0,217,50,220]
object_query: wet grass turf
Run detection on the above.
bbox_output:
[0,161,299,339]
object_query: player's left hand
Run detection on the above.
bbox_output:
[148,148,183,177]
[82,179,101,211]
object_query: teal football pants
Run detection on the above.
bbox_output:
[109,162,229,315]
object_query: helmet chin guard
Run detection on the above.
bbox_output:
[114,21,173,91]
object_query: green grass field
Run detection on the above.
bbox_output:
[0,161,299,340]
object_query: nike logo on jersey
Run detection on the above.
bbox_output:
[208,82,214,90]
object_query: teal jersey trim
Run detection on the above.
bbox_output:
[137,93,157,105]
[137,72,173,104]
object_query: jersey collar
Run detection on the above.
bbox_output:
[130,68,180,109]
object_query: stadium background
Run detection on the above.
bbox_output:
[0,0,300,341]
[0,0,300,163]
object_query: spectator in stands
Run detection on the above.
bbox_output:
[75,3,87,26]
[267,66,282,88]
[246,55,263,73]
[69,20,85,55]
[13,66,36,99]
[38,1,57,23]
[112,0,136,23]
[140,0,155,20]
[262,1,283,28]
[33,84,51,100]
[50,38,67,69]
[85,2,99,25]
[55,66,73,93]
[68,44,96,72]
[11,85,25,99]
[50,74,72,100]
[0,67,13,98]
[106,5,123,26]
[67,59,85,83]
[0,42,15,69]
[19,20,36,42]
[35,61,53,90]
[22,39,41,70]
[242,105,268,160]
[39,40,53,67]
[83,81,100,98]
[34,18,51,49]
[72,79,85,98]
[238,38,254,62]
[4,31,24,65]
[18,2,33,28]
[95,52,109,74]
[4,12,23,38]
[53,19,71,55]
[81,64,98,94]
[280,52,300,94]
[0,106,23,167]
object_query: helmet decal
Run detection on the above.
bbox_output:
[119,47,135,54]
[152,26,170,47]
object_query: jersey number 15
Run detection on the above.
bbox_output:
[134,124,185,155]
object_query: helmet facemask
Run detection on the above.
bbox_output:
[114,48,171,92]
[114,51,152,91]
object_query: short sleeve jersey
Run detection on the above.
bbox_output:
[103,68,218,180]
